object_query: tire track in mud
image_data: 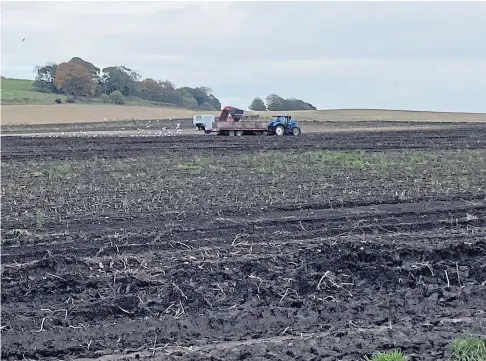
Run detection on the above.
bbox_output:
[2,242,486,360]
[65,322,486,361]
[2,198,486,263]
[3,194,486,361]
[2,224,485,361]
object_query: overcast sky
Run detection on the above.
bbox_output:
[2,1,486,112]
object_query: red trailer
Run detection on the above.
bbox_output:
[193,106,268,136]
[193,115,269,136]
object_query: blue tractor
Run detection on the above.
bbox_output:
[267,114,302,136]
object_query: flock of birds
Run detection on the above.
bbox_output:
[25,123,184,138]
[132,122,183,137]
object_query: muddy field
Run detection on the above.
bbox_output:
[2,125,486,361]
[2,117,478,138]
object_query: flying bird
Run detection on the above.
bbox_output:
[22,38,25,42]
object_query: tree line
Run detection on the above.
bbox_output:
[33,57,317,111]
[33,57,222,110]
[249,94,317,111]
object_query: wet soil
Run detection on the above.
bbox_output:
[2,125,486,361]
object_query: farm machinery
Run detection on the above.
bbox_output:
[193,106,302,136]
[267,114,302,136]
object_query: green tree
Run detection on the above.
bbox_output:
[33,63,58,92]
[176,89,199,108]
[199,102,218,110]
[286,98,317,110]
[100,93,110,103]
[180,86,221,110]
[154,80,184,104]
[266,93,317,111]
[108,90,125,104]
[266,94,286,111]
[249,97,267,111]
[101,66,140,96]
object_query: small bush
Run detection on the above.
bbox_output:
[364,350,408,361]
[66,97,75,104]
[451,335,486,361]
[33,87,53,94]
[108,90,125,105]
[55,98,62,104]
[100,93,110,103]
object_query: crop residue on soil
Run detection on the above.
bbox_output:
[1,126,486,361]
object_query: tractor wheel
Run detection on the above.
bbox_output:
[228,130,235,136]
[275,125,285,136]
[236,130,244,136]
[292,127,301,136]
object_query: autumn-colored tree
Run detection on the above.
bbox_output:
[136,78,179,103]
[70,57,100,81]
[33,56,222,109]
[137,78,164,101]
[53,61,96,97]
[158,79,175,91]
[70,57,103,95]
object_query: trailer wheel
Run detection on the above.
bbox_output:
[228,131,235,136]
[292,127,301,136]
[275,125,285,136]
[236,130,244,136]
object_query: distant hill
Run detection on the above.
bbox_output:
[1,78,70,105]
[0,78,192,108]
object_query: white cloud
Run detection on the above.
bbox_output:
[1,1,485,111]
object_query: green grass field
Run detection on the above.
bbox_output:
[0,78,182,107]
[1,78,69,104]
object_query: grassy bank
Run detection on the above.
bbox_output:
[0,77,190,108]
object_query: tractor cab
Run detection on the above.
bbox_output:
[271,114,292,124]
[267,114,301,136]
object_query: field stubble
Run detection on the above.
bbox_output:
[2,104,486,126]
[1,127,486,361]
